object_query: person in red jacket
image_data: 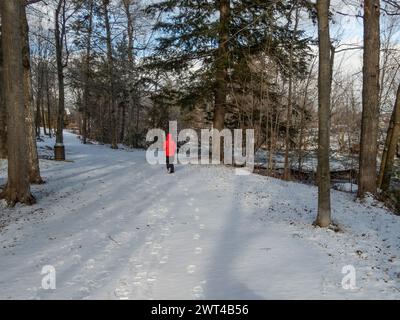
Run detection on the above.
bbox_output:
[163,133,177,173]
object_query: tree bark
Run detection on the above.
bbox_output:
[315,0,332,227]
[35,62,44,137]
[0,28,8,159]
[46,64,53,138]
[82,0,94,144]
[54,0,66,160]
[122,0,135,145]
[358,0,380,197]
[0,0,35,205]
[120,104,126,143]
[297,60,315,171]
[378,83,400,192]
[284,4,300,181]
[103,0,118,149]
[41,86,47,135]
[213,0,230,132]
[123,0,135,66]
[21,4,43,184]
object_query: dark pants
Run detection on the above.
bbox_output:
[167,156,174,171]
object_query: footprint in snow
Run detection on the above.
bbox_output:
[192,285,205,300]
[114,283,132,299]
[147,273,157,283]
[83,259,96,270]
[161,226,171,237]
[72,254,82,265]
[151,243,162,255]
[134,271,147,282]
[159,255,169,264]
[187,265,196,274]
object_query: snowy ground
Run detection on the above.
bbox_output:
[0,131,399,299]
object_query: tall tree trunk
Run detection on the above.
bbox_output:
[213,0,230,132]
[378,110,394,189]
[103,0,118,149]
[123,0,135,67]
[268,115,275,175]
[46,65,53,138]
[41,90,47,136]
[21,4,43,184]
[135,100,140,147]
[268,112,279,175]
[0,29,8,160]
[284,4,300,180]
[120,104,126,143]
[0,0,35,205]
[35,62,44,137]
[358,0,380,197]
[315,0,332,227]
[82,0,94,145]
[378,83,400,192]
[54,0,66,160]
[297,50,315,172]
[37,61,47,136]
[122,0,134,145]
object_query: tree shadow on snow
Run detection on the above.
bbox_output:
[204,173,264,299]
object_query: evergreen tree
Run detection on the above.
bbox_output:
[145,0,311,130]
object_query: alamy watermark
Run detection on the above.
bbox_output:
[41,265,56,290]
[341,265,357,290]
[146,121,255,175]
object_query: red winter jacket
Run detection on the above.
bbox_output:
[163,133,177,157]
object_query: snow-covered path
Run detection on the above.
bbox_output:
[0,132,399,299]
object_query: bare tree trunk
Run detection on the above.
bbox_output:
[0,0,35,205]
[0,28,7,159]
[41,89,47,135]
[378,108,394,189]
[120,104,126,142]
[35,63,44,136]
[21,4,43,184]
[358,0,380,197]
[268,115,275,175]
[284,4,300,180]
[268,112,279,175]
[135,100,140,147]
[37,61,47,136]
[123,0,135,68]
[54,0,66,160]
[46,64,53,138]
[298,59,315,172]
[123,0,134,146]
[103,0,118,149]
[315,0,332,227]
[213,0,230,132]
[82,0,94,145]
[298,105,305,171]
[378,83,400,191]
